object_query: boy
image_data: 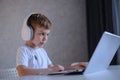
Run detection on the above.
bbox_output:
[16,13,64,76]
[16,13,87,77]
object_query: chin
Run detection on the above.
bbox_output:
[38,44,44,47]
[40,45,44,47]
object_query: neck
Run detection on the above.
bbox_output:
[26,41,36,48]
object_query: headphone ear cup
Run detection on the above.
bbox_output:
[21,18,33,41]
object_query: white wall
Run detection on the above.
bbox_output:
[0,0,88,68]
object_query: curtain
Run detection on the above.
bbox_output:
[112,0,120,64]
[86,0,113,57]
[86,0,118,64]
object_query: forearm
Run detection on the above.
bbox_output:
[17,64,64,77]
[17,65,51,77]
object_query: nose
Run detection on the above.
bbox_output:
[43,35,48,41]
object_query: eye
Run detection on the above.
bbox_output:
[41,33,45,36]
[47,33,49,36]
[38,32,50,36]
[39,33,45,36]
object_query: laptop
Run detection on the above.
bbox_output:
[48,31,120,75]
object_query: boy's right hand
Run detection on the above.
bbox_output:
[48,65,64,72]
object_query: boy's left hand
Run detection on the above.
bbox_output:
[71,62,88,68]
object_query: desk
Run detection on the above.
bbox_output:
[19,65,120,80]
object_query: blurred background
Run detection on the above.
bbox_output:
[0,0,119,69]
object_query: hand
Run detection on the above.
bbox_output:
[48,65,64,72]
[79,62,88,68]
[71,62,88,68]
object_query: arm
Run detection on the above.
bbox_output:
[64,62,88,71]
[17,64,64,77]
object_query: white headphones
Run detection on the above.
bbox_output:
[21,15,33,41]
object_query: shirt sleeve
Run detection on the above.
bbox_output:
[16,47,29,67]
[42,48,52,65]
[47,55,52,65]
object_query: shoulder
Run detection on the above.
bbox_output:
[17,45,33,54]
[17,45,35,58]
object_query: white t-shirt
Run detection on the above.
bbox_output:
[16,45,52,69]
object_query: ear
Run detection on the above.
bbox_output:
[21,17,33,41]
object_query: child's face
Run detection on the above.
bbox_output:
[31,26,50,48]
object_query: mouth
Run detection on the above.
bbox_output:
[40,42,45,45]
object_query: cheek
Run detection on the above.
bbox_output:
[39,36,46,41]
[38,36,42,41]
[33,35,41,41]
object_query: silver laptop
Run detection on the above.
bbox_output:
[48,31,120,75]
[84,31,120,74]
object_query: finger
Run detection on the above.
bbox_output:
[59,65,64,70]
[71,62,80,66]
